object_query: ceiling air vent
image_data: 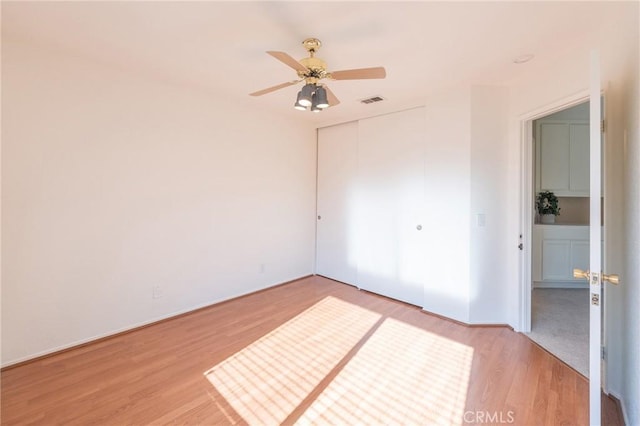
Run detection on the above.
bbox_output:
[360,96,385,104]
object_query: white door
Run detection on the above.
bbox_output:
[587,53,602,420]
[316,122,358,285]
[355,108,426,307]
[581,50,617,426]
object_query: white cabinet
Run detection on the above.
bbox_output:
[570,240,590,276]
[533,225,592,287]
[569,124,590,193]
[541,240,571,281]
[536,121,589,196]
[539,123,571,193]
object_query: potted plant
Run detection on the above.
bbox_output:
[536,190,560,224]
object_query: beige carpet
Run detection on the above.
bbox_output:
[526,288,589,377]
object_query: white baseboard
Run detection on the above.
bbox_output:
[533,281,589,289]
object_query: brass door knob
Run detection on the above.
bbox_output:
[603,273,620,285]
[573,268,590,280]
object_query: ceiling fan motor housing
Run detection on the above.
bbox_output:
[298,57,328,82]
[298,38,328,83]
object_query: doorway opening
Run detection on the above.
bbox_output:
[528,101,592,377]
[519,93,604,379]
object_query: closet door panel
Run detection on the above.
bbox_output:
[356,108,426,307]
[316,122,358,285]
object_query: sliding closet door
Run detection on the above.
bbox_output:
[356,108,426,306]
[316,122,358,285]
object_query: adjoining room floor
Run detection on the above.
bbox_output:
[526,288,589,377]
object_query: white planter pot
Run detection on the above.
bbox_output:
[541,214,556,224]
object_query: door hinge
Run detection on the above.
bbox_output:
[601,120,606,133]
[601,346,606,360]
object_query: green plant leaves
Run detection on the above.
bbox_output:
[536,190,561,216]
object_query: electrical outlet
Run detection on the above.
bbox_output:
[152,285,163,299]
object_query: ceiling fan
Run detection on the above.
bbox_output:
[249,38,386,112]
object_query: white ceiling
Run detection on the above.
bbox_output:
[1,1,631,126]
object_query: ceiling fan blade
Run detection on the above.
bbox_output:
[325,86,341,106]
[267,51,308,73]
[249,80,299,97]
[330,67,386,80]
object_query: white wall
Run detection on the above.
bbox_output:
[621,24,640,425]
[422,85,510,324]
[469,86,509,323]
[422,90,471,322]
[504,5,638,421]
[1,40,317,366]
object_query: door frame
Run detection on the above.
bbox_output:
[519,90,591,333]
[519,87,610,397]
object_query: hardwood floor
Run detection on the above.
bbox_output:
[1,276,623,425]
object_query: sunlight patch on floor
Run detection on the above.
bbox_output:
[297,318,473,425]
[204,296,381,425]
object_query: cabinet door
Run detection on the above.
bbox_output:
[542,240,571,280]
[316,122,358,285]
[539,123,570,192]
[569,123,590,194]
[570,240,589,281]
[355,107,426,307]
[532,227,543,282]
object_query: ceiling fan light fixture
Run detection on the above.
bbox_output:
[310,94,322,113]
[294,91,307,110]
[299,84,314,107]
[315,86,329,109]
